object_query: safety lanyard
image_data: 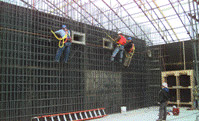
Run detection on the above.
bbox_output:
[125,46,135,58]
[51,30,68,48]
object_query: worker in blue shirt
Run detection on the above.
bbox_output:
[55,25,72,63]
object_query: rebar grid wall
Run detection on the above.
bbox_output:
[161,40,199,71]
[0,2,160,120]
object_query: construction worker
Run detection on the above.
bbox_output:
[124,37,135,54]
[123,37,135,67]
[55,25,72,63]
[157,82,170,121]
[111,31,127,63]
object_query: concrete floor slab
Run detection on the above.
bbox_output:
[91,106,199,121]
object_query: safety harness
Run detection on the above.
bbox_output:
[51,30,70,48]
[125,45,135,58]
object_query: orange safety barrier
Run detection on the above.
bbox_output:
[32,108,107,121]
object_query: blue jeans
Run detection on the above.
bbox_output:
[111,45,124,59]
[55,42,71,63]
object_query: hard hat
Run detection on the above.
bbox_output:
[62,25,67,29]
[162,82,168,88]
[118,31,122,34]
[127,37,132,40]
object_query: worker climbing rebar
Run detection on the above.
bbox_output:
[53,25,72,63]
[123,37,135,67]
[124,37,135,54]
[110,31,127,63]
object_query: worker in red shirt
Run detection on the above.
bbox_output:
[111,31,127,63]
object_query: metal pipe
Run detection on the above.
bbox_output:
[177,0,196,33]
[145,0,175,42]
[182,41,186,70]
[188,0,199,84]
[89,0,181,18]
[192,0,199,39]
[88,0,119,32]
[48,0,79,14]
[101,8,195,28]
[116,0,153,45]
[134,0,167,44]
[138,0,170,43]
[62,0,93,25]
[69,0,120,42]
[20,0,36,9]
[168,0,192,40]
[45,0,72,19]
[152,0,180,42]
[101,0,137,37]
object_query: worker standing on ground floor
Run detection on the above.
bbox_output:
[157,82,170,121]
[111,31,127,63]
[54,25,72,63]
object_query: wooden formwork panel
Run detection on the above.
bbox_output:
[161,70,194,108]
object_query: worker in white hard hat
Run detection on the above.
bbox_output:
[111,31,127,63]
[157,82,170,121]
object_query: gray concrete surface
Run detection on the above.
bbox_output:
[91,106,199,121]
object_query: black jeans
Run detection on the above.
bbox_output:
[158,101,167,120]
